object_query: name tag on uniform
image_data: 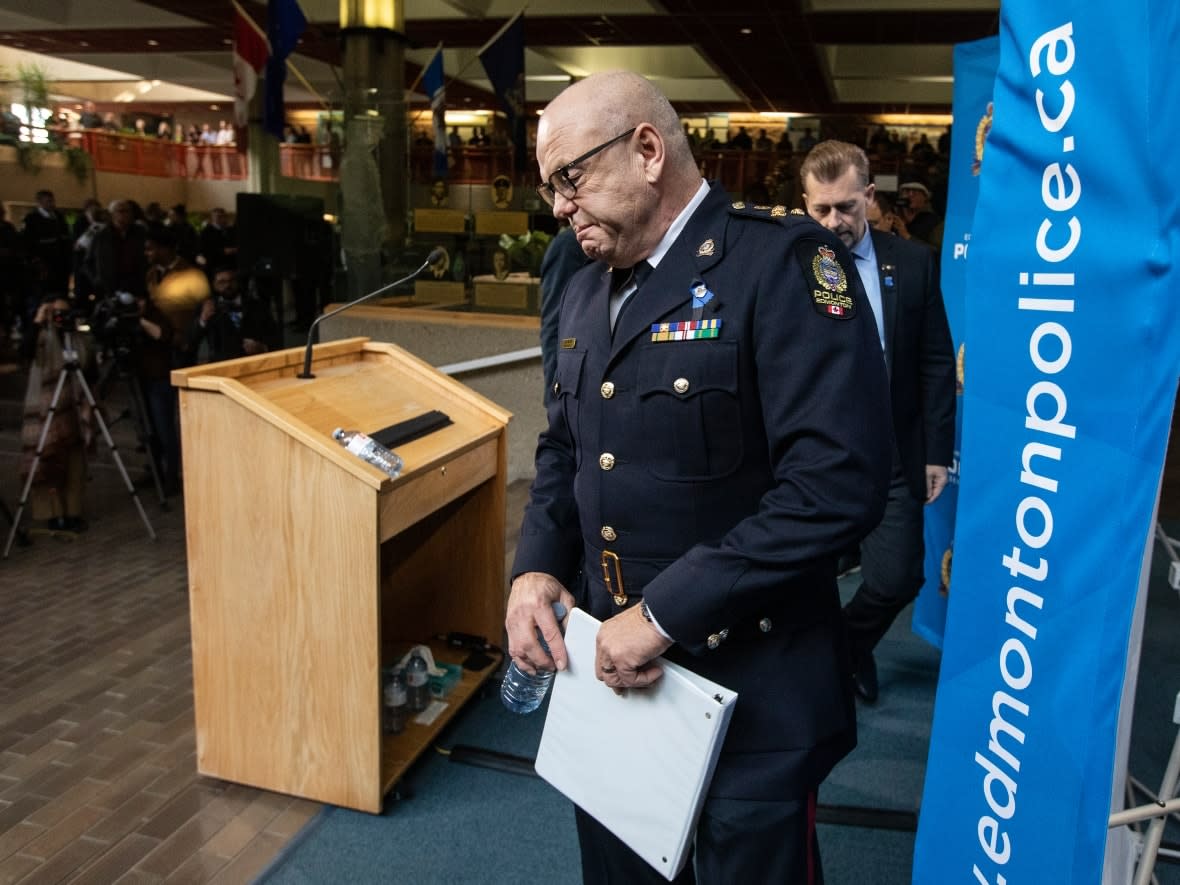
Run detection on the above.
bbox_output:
[561,337,577,348]
[650,318,722,342]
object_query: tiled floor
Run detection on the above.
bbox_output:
[0,355,529,884]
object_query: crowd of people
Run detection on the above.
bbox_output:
[0,100,260,154]
[5,190,278,531]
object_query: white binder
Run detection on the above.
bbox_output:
[534,608,738,881]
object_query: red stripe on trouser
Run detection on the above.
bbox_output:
[806,790,818,885]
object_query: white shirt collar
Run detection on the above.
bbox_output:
[644,179,710,270]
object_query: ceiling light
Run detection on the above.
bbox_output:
[79,40,90,47]
[223,38,232,45]
[147,39,159,46]
[739,28,752,35]
[210,104,220,110]
[340,0,402,31]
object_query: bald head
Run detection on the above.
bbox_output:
[536,71,701,266]
[540,72,695,173]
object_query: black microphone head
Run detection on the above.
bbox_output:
[425,247,447,268]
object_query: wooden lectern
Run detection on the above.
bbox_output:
[172,337,510,812]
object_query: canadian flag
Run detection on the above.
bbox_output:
[232,0,270,128]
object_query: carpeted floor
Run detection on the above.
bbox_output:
[256,550,1180,885]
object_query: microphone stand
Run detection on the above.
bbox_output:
[297,248,445,379]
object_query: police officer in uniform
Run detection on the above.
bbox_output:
[506,71,893,884]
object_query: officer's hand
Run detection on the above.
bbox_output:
[595,605,671,693]
[505,572,575,675]
[925,464,948,503]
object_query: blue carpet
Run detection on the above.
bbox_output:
[257,548,1180,885]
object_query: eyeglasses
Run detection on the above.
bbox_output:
[536,127,637,207]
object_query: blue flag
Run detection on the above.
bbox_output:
[262,0,307,139]
[914,3,1180,882]
[421,49,448,179]
[910,36,999,649]
[478,14,526,172]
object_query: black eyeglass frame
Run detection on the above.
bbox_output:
[535,127,637,206]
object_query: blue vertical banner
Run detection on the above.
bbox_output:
[914,2,1180,882]
[478,12,527,172]
[421,48,448,179]
[910,37,999,648]
[263,0,307,139]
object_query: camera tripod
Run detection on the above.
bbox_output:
[0,493,30,548]
[94,347,168,509]
[3,329,157,558]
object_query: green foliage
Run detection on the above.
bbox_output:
[15,142,42,174]
[64,145,90,184]
[16,63,50,111]
[497,230,553,276]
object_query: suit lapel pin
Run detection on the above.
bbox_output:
[696,239,715,257]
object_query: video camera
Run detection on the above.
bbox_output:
[50,306,83,333]
[89,290,141,359]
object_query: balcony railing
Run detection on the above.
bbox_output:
[62,129,912,196]
[67,131,247,180]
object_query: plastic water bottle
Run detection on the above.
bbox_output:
[501,602,567,715]
[382,668,407,734]
[405,649,431,713]
[332,428,403,478]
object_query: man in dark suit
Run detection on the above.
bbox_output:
[197,207,237,275]
[21,190,72,296]
[801,140,956,704]
[508,72,892,884]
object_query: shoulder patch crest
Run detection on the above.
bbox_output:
[793,240,856,320]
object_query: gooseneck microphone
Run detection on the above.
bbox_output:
[298,248,446,379]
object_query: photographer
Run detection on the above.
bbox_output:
[83,200,147,302]
[134,289,180,496]
[868,192,910,238]
[190,266,276,364]
[19,296,95,532]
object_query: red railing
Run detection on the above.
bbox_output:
[278,144,522,185]
[67,131,915,196]
[73,131,248,180]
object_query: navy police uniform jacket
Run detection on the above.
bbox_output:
[512,182,893,800]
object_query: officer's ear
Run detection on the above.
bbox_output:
[636,123,664,185]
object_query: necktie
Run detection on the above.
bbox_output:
[609,260,653,333]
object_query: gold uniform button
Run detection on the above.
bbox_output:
[601,381,615,399]
[599,453,616,470]
[601,526,617,542]
[759,617,773,633]
[707,629,729,650]
[673,377,690,394]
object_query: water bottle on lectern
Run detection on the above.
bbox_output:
[332,427,403,478]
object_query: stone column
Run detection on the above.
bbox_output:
[338,22,407,299]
